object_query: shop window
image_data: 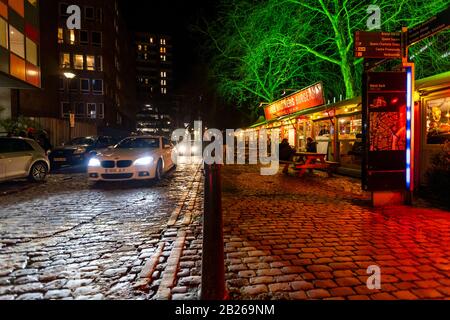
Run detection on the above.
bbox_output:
[57,28,64,44]
[74,54,83,70]
[92,79,103,94]
[0,18,7,49]
[426,98,450,145]
[80,78,90,92]
[92,31,102,47]
[80,30,88,44]
[25,37,38,66]
[60,53,70,68]
[9,26,25,58]
[86,55,95,71]
[75,102,85,117]
[87,103,96,119]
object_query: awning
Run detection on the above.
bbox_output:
[416,71,450,95]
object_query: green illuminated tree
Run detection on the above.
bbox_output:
[205,0,450,114]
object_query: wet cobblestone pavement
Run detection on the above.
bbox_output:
[0,164,201,300]
[222,165,450,300]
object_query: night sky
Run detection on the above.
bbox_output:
[120,0,217,92]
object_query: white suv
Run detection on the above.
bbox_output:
[0,137,51,182]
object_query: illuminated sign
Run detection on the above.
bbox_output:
[354,31,402,59]
[363,71,408,192]
[264,83,324,121]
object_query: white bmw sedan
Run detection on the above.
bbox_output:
[87,136,175,182]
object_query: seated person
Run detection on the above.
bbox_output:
[279,139,295,161]
[306,137,317,153]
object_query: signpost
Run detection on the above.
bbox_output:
[407,6,450,46]
[354,31,402,59]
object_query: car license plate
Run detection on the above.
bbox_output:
[105,169,125,173]
[54,158,66,162]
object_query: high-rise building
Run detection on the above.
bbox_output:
[5,0,136,144]
[0,0,41,123]
[135,32,174,135]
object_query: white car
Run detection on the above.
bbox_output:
[87,136,175,182]
[0,137,50,182]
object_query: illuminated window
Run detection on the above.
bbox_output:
[87,103,96,119]
[144,78,149,85]
[58,28,64,44]
[26,38,38,66]
[60,53,70,68]
[160,38,166,45]
[69,29,75,44]
[27,0,38,6]
[160,55,166,62]
[80,30,88,44]
[74,54,84,70]
[144,45,148,51]
[426,98,450,145]
[161,87,167,95]
[149,37,154,44]
[160,80,166,86]
[0,18,7,49]
[144,53,148,60]
[9,26,25,58]
[138,44,142,51]
[160,47,166,53]
[9,0,24,17]
[86,55,95,71]
[160,71,166,78]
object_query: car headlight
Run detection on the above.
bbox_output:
[134,156,154,166]
[74,147,86,155]
[88,158,101,167]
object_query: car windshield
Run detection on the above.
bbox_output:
[115,138,160,149]
[69,137,95,146]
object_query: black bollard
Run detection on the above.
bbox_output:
[201,163,226,300]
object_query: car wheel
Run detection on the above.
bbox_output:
[29,162,48,182]
[155,160,163,181]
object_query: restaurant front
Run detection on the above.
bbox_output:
[249,71,450,186]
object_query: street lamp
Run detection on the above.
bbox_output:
[64,72,76,141]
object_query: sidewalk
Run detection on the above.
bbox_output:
[222,165,450,300]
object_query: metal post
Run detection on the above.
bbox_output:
[201,163,226,300]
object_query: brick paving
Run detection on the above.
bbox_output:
[222,165,450,300]
[0,164,201,300]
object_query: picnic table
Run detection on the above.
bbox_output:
[280,152,339,177]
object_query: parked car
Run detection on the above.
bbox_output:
[0,137,50,182]
[49,136,117,168]
[88,136,175,182]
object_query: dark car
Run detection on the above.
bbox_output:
[49,136,117,168]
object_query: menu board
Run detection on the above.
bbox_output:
[363,71,407,191]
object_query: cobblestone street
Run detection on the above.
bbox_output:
[222,165,450,300]
[0,164,202,300]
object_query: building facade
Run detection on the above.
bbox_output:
[0,0,41,125]
[8,0,136,144]
[135,32,174,136]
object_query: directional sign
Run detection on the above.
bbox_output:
[354,31,402,59]
[407,6,450,46]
